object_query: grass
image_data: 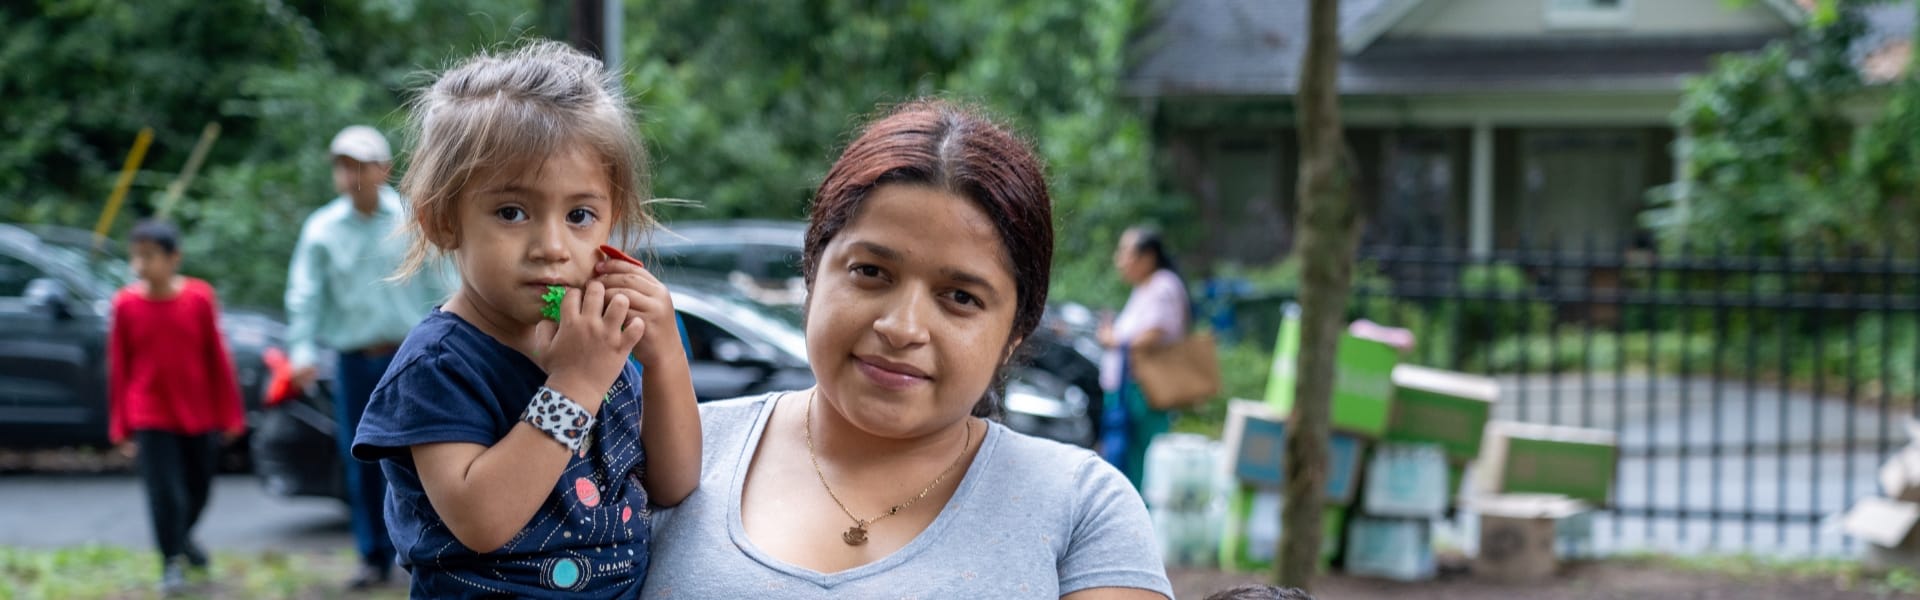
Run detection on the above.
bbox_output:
[1613,551,1920,596]
[0,546,406,600]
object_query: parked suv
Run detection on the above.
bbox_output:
[0,223,289,450]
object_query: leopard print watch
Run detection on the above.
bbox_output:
[523,386,596,453]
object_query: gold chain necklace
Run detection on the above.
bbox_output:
[805,391,972,546]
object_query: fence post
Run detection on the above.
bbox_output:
[1775,243,1793,547]
[1743,240,1760,548]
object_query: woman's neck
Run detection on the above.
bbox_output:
[799,389,976,469]
[1126,263,1160,286]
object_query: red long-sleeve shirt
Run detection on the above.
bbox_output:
[108,277,244,443]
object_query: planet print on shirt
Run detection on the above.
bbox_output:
[622,506,632,523]
[542,556,589,591]
[575,477,600,508]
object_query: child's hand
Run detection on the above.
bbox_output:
[116,441,137,459]
[533,281,646,408]
[592,255,684,368]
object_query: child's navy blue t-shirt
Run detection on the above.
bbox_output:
[353,310,651,598]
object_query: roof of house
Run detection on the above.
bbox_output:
[1122,0,1909,98]
[1857,1,1916,83]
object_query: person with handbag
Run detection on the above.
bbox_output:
[1096,226,1193,489]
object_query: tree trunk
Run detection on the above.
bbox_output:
[1276,0,1359,590]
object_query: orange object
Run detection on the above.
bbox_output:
[600,244,644,268]
[262,347,295,406]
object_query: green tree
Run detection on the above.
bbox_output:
[1,0,545,307]
[4,0,1162,309]
[621,0,1170,306]
[1278,0,1359,590]
[1653,0,1919,253]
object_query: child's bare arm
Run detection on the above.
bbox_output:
[411,424,592,552]
[412,283,643,553]
[592,255,702,505]
[637,351,701,505]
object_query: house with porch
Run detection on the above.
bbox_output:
[1123,0,1910,267]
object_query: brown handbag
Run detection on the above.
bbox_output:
[1129,330,1223,411]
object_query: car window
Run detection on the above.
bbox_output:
[658,245,742,276]
[677,313,734,362]
[37,241,132,292]
[749,246,804,281]
[0,252,44,298]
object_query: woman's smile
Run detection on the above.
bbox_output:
[854,354,933,390]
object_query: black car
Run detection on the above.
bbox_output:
[652,219,1108,431]
[0,223,293,451]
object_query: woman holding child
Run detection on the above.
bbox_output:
[642,100,1173,598]
[352,39,1167,599]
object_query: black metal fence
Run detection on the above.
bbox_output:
[1223,240,1920,556]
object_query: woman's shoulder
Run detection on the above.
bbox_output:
[698,392,777,416]
[1148,269,1186,294]
[982,424,1126,495]
[696,392,781,435]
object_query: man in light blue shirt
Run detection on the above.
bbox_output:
[286,125,451,590]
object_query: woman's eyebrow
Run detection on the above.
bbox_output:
[853,239,1004,298]
[851,240,902,261]
[942,268,1001,298]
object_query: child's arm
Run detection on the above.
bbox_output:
[106,292,131,449]
[593,255,702,506]
[198,284,246,440]
[410,283,646,553]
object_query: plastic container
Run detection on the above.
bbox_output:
[1345,516,1436,582]
[1143,433,1220,512]
[1362,442,1450,518]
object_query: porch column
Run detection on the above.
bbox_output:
[1673,127,1691,236]
[1470,118,1493,257]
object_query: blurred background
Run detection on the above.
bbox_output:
[4,0,1920,598]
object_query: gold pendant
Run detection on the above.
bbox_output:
[842,524,869,546]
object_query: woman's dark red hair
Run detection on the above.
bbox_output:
[803,99,1054,354]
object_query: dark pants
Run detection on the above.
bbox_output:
[1098,353,1170,491]
[336,350,396,571]
[134,430,217,568]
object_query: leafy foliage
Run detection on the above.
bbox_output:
[3,0,1161,310]
[1,0,547,308]
[1653,0,1919,253]
[623,0,1167,307]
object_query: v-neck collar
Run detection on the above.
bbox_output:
[724,393,1002,587]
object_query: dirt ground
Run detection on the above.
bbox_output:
[1169,561,1908,599]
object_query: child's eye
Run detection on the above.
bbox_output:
[495,206,527,223]
[850,264,882,279]
[567,208,598,226]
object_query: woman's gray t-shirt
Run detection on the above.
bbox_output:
[642,394,1172,599]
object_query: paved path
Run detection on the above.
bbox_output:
[0,473,350,553]
[0,376,1905,560]
[1488,375,1909,557]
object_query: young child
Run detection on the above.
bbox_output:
[107,219,245,593]
[350,41,701,597]
[1204,585,1316,600]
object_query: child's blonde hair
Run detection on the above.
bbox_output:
[395,40,652,279]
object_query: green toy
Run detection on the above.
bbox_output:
[541,285,566,322]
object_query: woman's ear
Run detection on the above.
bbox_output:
[1000,335,1025,366]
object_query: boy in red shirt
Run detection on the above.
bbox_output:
[107,219,245,593]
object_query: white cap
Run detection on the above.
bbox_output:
[329,125,392,163]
